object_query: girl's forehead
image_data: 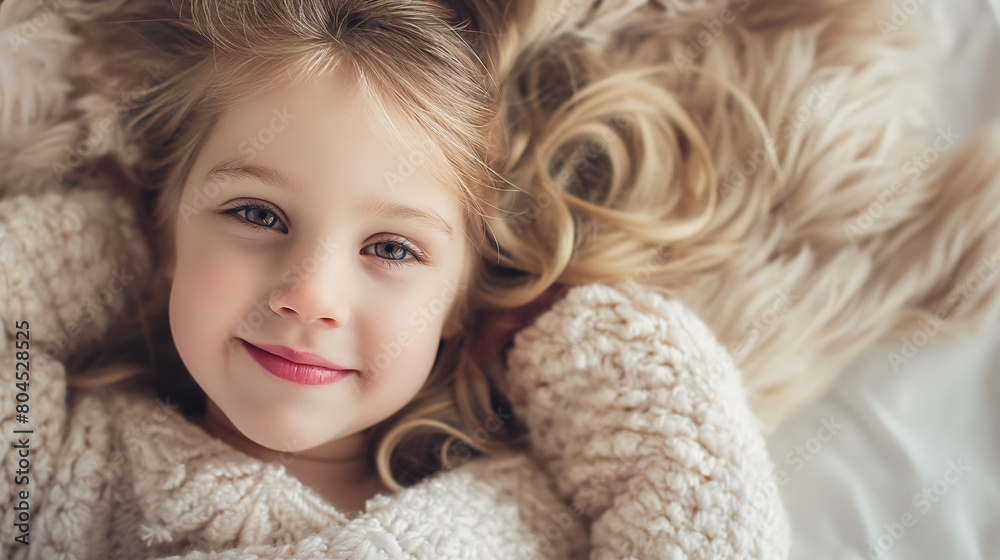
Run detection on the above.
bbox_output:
[208,71,463,196]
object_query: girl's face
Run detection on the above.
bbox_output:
[166,72,470,454]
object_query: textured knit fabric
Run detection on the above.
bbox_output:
[0,188,790,559]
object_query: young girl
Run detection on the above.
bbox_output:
[0,0,793,557]
[7,0,999,558]
[0,0,794,557]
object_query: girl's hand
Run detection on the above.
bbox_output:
[469,283,570,371]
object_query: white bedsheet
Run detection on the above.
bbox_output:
[765,2,1000,558]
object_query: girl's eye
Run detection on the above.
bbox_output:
[363,237,426,269]
[219,201,288,233]
[216,202,425,269]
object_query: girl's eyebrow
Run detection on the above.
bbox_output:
[357,198,454,240]
[206,159,454,239]
[207,159,301,194]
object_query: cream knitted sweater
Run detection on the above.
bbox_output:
[0,190,789,559]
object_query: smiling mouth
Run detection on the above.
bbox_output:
[238,339,355,386]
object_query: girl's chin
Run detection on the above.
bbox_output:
[200,392,363,457]
[229,412,354,454]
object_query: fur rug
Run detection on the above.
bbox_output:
[490,0,1000,429]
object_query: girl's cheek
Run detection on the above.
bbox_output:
[352,286,439,378]
[172,232,258,336]
[181,239,240,299]
[169,237,261,382]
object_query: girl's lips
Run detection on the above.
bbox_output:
[252,342,352,370]
[239,339,355,386]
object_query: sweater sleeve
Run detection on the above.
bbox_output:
[503,283,791,560]
[0,190,150,555]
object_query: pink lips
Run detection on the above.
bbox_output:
[239,339,355,386]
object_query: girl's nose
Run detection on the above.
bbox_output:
[268,246,350,327]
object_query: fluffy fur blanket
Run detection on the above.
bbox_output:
[504,0,1000,429]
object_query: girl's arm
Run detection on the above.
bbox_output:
[0,190,150,553]
[504,282,791,559]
